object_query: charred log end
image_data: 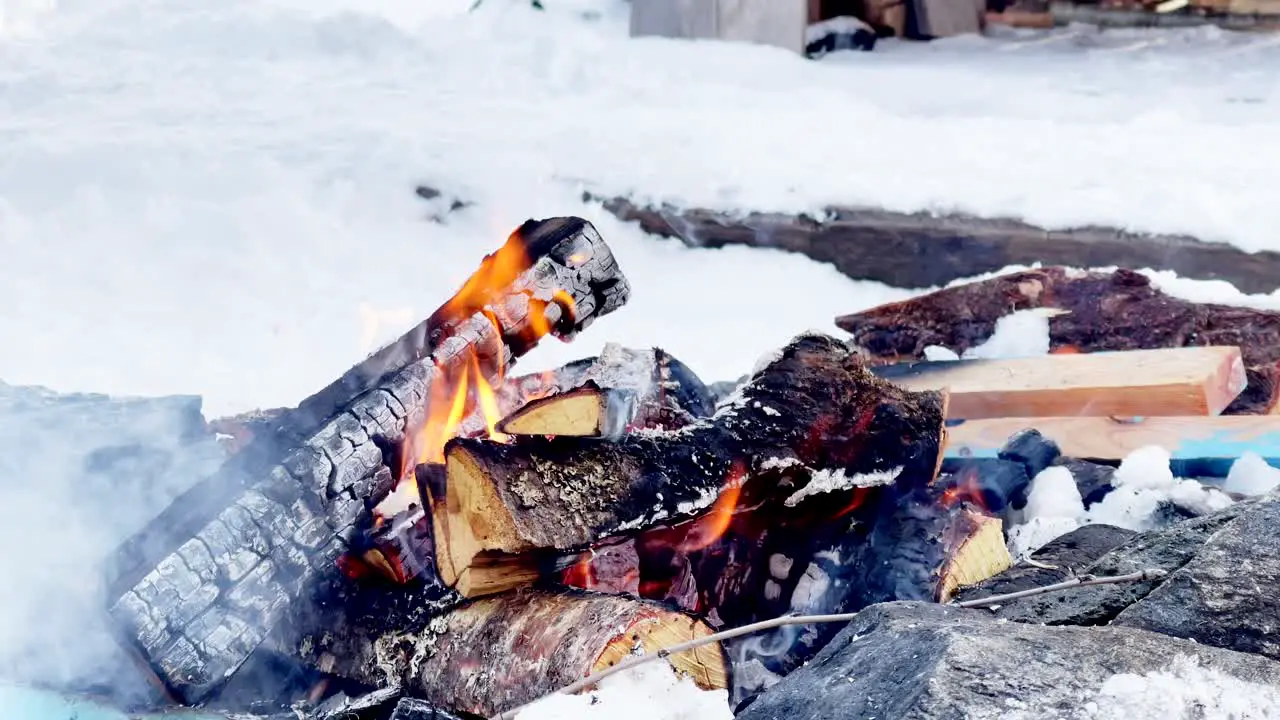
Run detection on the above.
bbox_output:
[936,508,1012,603]
[496,384,608,438]
[594,610,729,691]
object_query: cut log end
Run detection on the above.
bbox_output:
[496,385,611,438]
[937,509,1012,603]
[593,610,728,691]
[435,444,532,589]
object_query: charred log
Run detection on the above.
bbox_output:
[433,333,948,597]
[304,589,727,719]
[104,218,631,704]
[836,267,1280,415]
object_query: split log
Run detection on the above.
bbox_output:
[497,344,714,438]
[875,346,1246,419]
[595,196,1280,296]
[837,267,1280,415]
[104,217,631,704]
[433,333,948,597]
[947,415,1280,477]
[303,589,727,719]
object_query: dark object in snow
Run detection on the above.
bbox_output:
[951,524,1136,606]
[104,217,631,705]
[434,334,947,598]
[805,16,877,56]
[1052,457,1116,508]
[736,602,1280,720]
[998,428,1061,480]
[976,501,1249,626]
[412,184,470,222]
[596,196,1280,297]
[936,457,1030,512]
[836,267,1280,415]
[389,698,468,720]
[1113,494,1280,662]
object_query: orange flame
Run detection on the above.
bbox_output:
[677,461,747,552]
[940,466,989,512]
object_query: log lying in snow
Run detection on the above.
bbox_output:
[594,196,1280,296]
[434,333,948,598]
[946,415,1280,477]
[497,344,714,438]
[874,346,1246,419]
[837,267,1280,415]
[104,218,631,704]
[304,589,727,719]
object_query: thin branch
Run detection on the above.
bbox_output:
[951,568,1167,608]
[489,569,1166,719]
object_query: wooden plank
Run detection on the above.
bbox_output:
[945,415,1280,476]
[872,346,1246,420]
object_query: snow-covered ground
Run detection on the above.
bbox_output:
[5,0,1280,417]
[5,1,1280,717]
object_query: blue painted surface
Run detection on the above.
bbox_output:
[0,685,229,720]
[944,417,1280,477]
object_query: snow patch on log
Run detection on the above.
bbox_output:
[784,466,903,507]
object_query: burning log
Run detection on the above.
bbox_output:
[304,589,727,719]
[433,333,948,598]
[836,267,1280,415]
[104,217,631,704]
[875,346,1247,418]
[496,344,715,438]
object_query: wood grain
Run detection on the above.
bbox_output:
[874,346,1246,419]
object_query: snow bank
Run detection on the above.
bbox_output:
[1085,655,1280,720]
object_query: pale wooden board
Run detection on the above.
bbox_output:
[873,346,1246,419]
[945,415,1280,474]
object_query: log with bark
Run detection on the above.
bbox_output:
[836,267,1280,415]
[433,333,949,598]
[301,588,728,719]
[594,196,1280,295]
[104,217,632,705]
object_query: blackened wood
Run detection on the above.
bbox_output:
[837,267,1280,415]
[302,589,727,719]
[497,345,713,438]
[435,333,947,596]
[389,698,466,720]
[104,217,631,704]
[596,196,1280,295]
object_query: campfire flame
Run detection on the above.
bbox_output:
[677,461,748,552]
[940,465,989,512]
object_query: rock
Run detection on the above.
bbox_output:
[977,501,1248,626]
[735,602,1280,720]
[1113,493,1280,662]
[952,524,1135,606]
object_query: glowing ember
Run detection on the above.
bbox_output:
[940,466,989,512]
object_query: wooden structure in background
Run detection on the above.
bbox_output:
[630,0,810,54]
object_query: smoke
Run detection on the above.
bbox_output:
[0,381,224,708]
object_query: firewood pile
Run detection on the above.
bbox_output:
[71,222,1280,720]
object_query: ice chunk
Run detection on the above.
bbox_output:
[1224,452,1280,496]
[1023,466,1085,521]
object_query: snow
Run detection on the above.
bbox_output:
[1085,655,1280,720]
[1224,452,1280,496]
[515,661,732,720]
[959,308,1055,360]
[1008,444,1237,557]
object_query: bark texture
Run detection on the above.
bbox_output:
[837,267,1280,414]
[435,333,947,595]
[105,217,631,704]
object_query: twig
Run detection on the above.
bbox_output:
[951,568,1167,608]
[488,569,1166,719]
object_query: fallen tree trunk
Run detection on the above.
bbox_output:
[434,333,948,597]
[302,589,728,719]
[104,217,632,705]
[594,196,1280,295]
[836,267,1280,415]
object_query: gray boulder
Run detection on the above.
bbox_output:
[736,602,1280,720]
[1113,493,1280,662]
